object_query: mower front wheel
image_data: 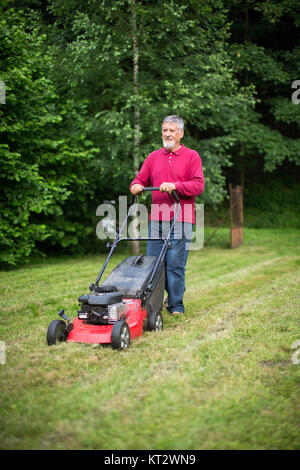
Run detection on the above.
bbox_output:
[111,321,130,350]
[147,311,163,332]
[47,320,67,346]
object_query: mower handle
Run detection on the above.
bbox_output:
[95,186,180,287]
[142,186,160,191]
[142,186,180,203]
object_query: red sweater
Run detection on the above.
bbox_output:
[130,145,204,223]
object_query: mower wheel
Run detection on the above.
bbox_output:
[111,321,130,350]
[147,311,163,332]
[47,320,67,346]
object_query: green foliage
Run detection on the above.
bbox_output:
[0,5,98,265]
[243,172,300,229]
[225,0,300,182]
[1,0,300,265]
[48,0,254,206]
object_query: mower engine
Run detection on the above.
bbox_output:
[78,287,127,325]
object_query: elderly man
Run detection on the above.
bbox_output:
[130,115,204,315]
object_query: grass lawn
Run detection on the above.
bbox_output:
[0,228,299,450]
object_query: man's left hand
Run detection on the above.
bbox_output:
[160,182,176,194]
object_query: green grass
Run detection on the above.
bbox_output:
[0,228,299,450]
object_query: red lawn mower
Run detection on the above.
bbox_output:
[46,188,180,350]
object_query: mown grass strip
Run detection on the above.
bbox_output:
[0,229,299,449]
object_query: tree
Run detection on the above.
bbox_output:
[224,0,300,185]
[4,0,275,265]
[47,0,254,207]
[0,3,98,265]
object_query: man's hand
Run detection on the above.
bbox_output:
[130,184,144,196]
[160,182,176,194]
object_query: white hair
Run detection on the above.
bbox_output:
[162,115,184,131]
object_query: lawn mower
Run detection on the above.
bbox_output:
[46,187,181,350]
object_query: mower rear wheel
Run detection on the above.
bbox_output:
[111,321,130,350]
[147,311,163,332]
[47,320,67,346]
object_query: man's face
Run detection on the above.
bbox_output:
[162,121,184,151]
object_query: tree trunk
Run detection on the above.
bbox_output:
[244,0,249,86]
[240,0,248,187]
[131,0,140,255]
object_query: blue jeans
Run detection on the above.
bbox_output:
[147,221,193,313]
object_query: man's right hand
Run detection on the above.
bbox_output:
[130,184,144,196]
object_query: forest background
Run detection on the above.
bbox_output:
[1,0,300,266]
